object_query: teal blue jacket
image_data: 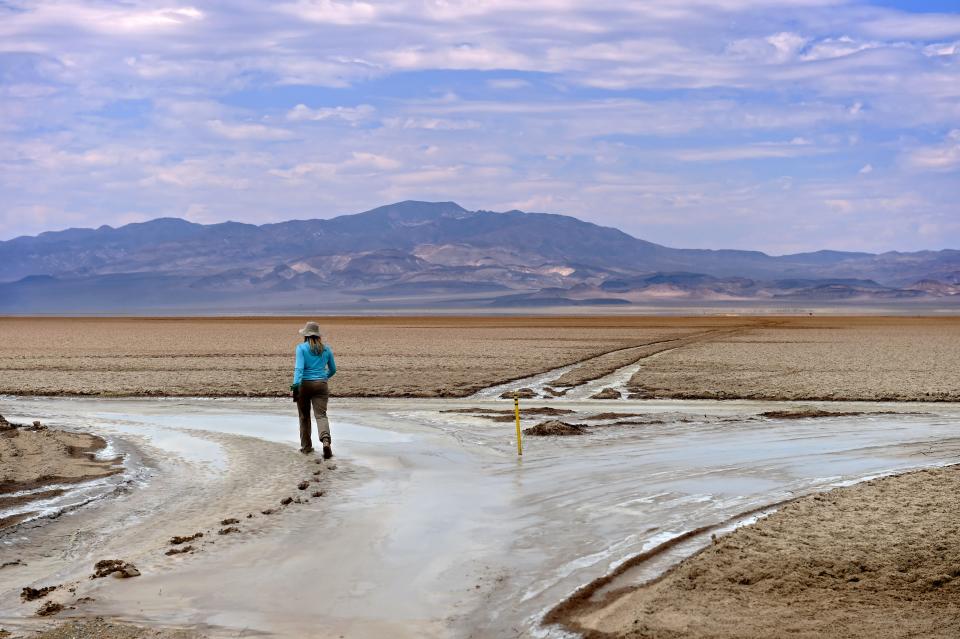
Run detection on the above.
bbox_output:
[293,342,336,386]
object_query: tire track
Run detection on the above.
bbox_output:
[473,322,777,400]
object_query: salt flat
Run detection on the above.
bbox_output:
[2,316,960,401]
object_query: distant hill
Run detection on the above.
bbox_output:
[1,201,958,312]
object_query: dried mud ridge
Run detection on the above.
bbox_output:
[21,618,201,639]
[547,465,960,639]
[543,496,810,634]
[453,406,918,440]
[5,419,338,624]
[1,413,127,533]
[759,408,898,420]
[0,414,124,496]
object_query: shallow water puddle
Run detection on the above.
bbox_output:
[1,397,959,638]
[95,405,413,445]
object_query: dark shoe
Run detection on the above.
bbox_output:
[300,447,314,454]
[322,444,333,459]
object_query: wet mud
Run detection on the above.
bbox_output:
[3,396,960,638]
[524,420,588,436]
[558,466,960,638]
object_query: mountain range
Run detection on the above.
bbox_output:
[1,200,958,313]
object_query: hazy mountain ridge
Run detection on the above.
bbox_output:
[1,201,958,312]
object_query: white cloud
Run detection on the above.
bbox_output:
[268,151,400,181]
[142,161,250,189]
[111,7,204,32]
[380,44,533,71]
[281,0,378,25]
[767,32,808,62]
[673,140,824,162]
[269,162,338,180]
[286,104,376,123]
[207,120,295,141]
[347,152,401,170]
[801,36,879,61]
[905,130,960,172]
[859,163,873,175]
[860,14,960,40]
[383,117,481,130]
[924,41,960,57]
[487,78,530,90]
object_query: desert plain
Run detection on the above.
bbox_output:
[2,315,960,639]
[1,315,960,401]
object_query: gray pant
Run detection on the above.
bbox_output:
[297,380,330,450]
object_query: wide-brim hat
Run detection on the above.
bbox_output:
[298,321,322,337]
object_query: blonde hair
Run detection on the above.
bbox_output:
[306,335,324,356]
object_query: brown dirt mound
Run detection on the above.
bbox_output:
[523,420,587,436]
[91,560,139,579]
[500,388,536,399]
[760,408,866,419]
[165,545,194,556]
[590,388,622,400]
[36,601,64,617]
[21,585,58,601]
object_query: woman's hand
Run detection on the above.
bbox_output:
[290,383,300,402]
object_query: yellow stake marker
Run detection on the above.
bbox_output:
[514,392,523,456]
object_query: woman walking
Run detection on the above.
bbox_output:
[291,321,337,458]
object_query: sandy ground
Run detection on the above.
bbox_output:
[2,316,959,400]
[0,415,123,530]
[27,619,200,639]
[634,316,960,401]
[0,316,733,398]
[549,325,754,391]
[557,465,960,639]
[0,416,120,492]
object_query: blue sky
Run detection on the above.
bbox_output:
[1,0,958,253]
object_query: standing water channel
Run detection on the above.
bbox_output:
[2,396,960,638]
